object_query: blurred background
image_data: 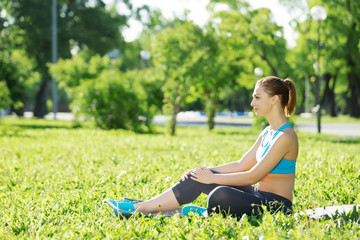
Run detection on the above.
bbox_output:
[0,0,359,135]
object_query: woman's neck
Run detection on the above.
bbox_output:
[266,108,288,131]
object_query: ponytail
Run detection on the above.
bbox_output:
[283,78,297,117]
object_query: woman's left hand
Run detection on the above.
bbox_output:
[190,166,214,184]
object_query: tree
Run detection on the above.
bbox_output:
[247,8,292,78]
[2,0,130,117]
[49,53,163,131]
[72,69,143,130]
[0,82,11,111]
[201,1,292,125]
[127,69,164,130]
[195,20,249,130]
[152,20,205,135]
[0,21,37,115]
[281,0,360,117]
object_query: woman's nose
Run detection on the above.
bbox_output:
[250,99,255,107]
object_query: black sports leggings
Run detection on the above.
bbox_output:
[171,171,292,217]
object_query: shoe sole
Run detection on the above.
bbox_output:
[106,199,132,217]
[106,199,152,218]
[182,205,207,217]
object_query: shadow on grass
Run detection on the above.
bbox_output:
[215,128,258,136]
[10,124,73,130]
[0,129,35,138]
[135,129,164,135]
[329,138,360,144]
[299,134,360,145]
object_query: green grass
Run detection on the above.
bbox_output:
[1,117,359,239]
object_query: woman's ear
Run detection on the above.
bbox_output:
[272,95,280,105]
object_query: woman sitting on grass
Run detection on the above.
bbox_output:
[107,76,298,218]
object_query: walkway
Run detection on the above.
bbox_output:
[28,112,360,138]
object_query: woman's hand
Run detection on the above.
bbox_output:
[179,169,194,182]
[190,166,214,184]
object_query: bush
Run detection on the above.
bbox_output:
[252,113,296,130]
[72,70,142,131]
[0,81,12,109]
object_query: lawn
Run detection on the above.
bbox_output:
[0,117,359,239]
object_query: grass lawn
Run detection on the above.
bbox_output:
[0,117,359,239]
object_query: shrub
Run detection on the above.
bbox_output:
[252,114,296,130]
[72,70,142,131]
[0,81,12,110]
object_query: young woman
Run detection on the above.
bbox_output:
[107,76,298,217]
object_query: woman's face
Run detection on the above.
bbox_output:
[250,84,273,117]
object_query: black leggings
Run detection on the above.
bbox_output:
[171,171,292,217]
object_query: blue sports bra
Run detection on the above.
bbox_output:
[256,123,296,174]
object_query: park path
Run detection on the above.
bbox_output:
[37,112,360,138]
[153,114,360,137]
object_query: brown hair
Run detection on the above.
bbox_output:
[257,76,297,117]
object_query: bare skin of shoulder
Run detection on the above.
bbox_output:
[257,128,298,201]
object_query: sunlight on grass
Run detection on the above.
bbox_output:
[0,118,359,238]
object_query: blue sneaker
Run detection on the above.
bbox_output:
[106,199,149,218]
[119,198,140,204]
[182,205,207,217]
[106,199,135,217]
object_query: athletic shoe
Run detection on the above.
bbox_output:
[182,205,207,217]
[106,199,135,217]
[119,198,140,204]
[106,199,149,217]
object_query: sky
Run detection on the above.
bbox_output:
[105,0,305,48]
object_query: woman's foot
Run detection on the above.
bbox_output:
[182,205,207,217]
[106,199,149,217]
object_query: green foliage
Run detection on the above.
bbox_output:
[252,115,296,130]
[49,53,117,99]
[71,69,142,131]
[152,20,206,134]
[284,0,360,116]
[0,118,359,238]
[0,25,37,114]
[2,0,132,117]
[125,69,164,129]
[50,54,163,131]
[252,116,268,130]
[0,81,12,109]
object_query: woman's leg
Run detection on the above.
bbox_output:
[207,186,265,217]
[133,188,180,213]
[133,176,221,213]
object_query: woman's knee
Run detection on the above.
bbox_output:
[207,186,263,217]
[207,186,233,211]
[208,186,233,202]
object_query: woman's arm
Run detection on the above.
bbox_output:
[180,129,264,182]
[209,133,262,173]
[191,132,294,186]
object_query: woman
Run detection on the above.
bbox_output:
[107,76,298,217]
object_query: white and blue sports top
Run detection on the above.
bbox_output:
[256,123,296,174]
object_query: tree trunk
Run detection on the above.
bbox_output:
[11,106,24,117]
[340,90,349,115]
[170,101,181,136]
[170,112,177,136]
[207,105,216,131]
[206,95,218,131]
[33,78,50,118]
[348,72,360,117]
[261,53,278,77]
[346,22,360,117]
[329,73,338,117]
[321,73,331,115]
[168,89,183,136]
